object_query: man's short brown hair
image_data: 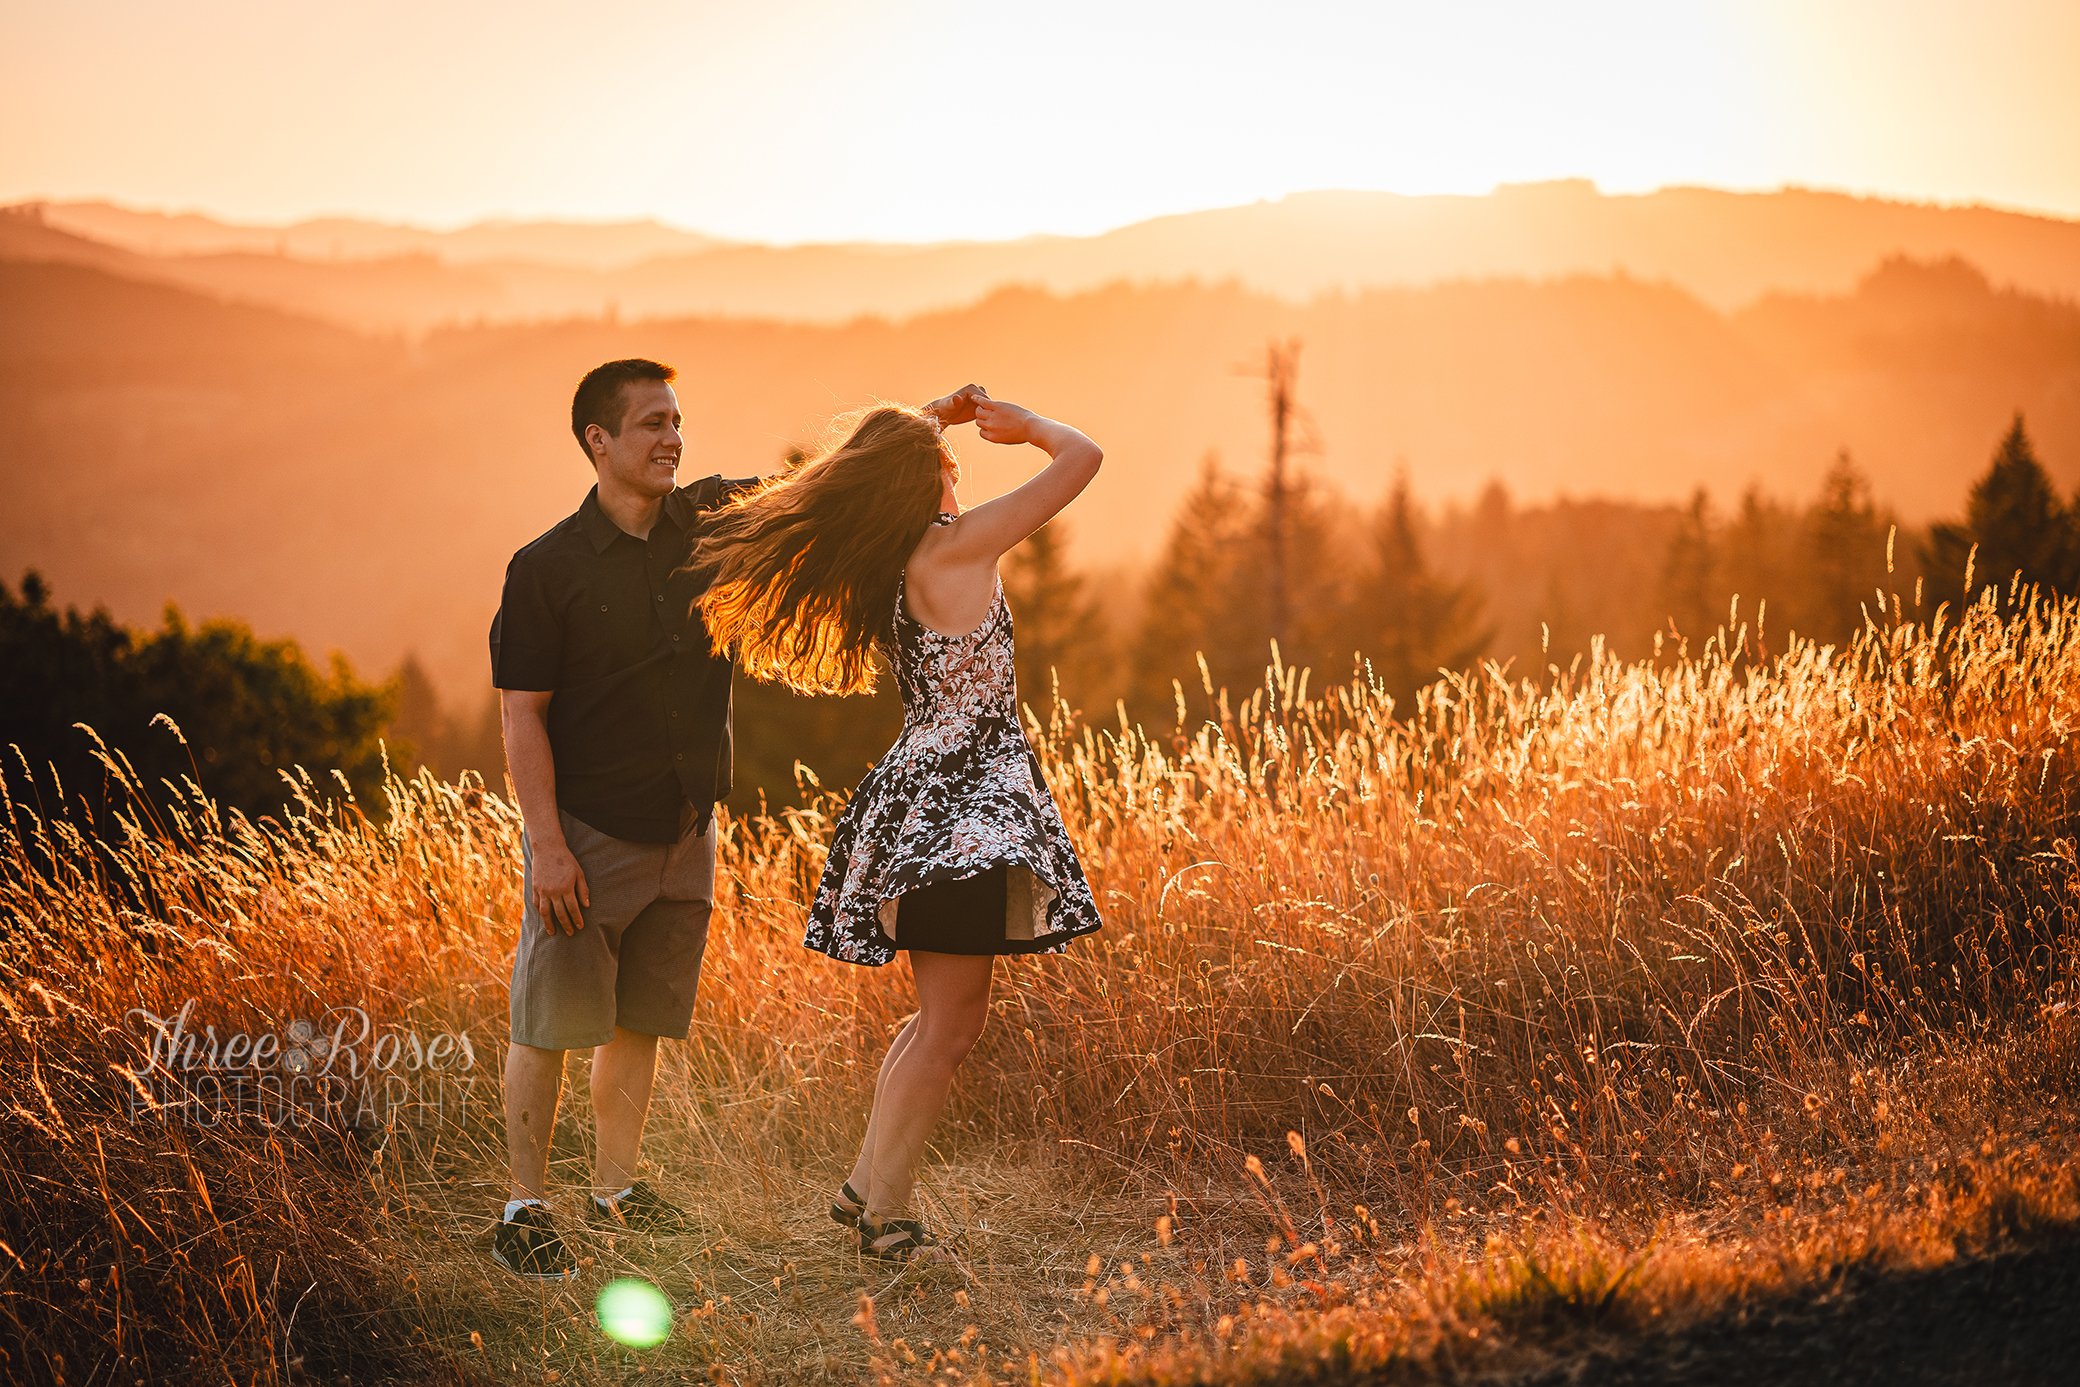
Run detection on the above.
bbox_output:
[571,359,676,463]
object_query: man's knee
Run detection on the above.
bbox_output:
[506,1040,567,1077]
[509,1040,565,1061]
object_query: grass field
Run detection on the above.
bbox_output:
[4,582,2078,1385]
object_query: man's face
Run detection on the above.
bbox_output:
[593,381,683,499]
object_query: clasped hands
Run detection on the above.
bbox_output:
[924,383,1041,446]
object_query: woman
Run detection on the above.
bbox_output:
[690,386,1105,1260]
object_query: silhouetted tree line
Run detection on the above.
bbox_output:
[0,573,394,823]
[1442,452,1903,672]
[10,417,2070,819]
[1013,409,2076,741]
[390,653,503,786]
[393,410,2075,804]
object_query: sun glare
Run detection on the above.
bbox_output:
[2,1,2077,239]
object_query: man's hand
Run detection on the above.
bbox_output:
[923,384,989,427]
[531,837,591,935]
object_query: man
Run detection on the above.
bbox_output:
[488,358,982,1277]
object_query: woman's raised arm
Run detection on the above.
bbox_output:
[934,399,1103,564]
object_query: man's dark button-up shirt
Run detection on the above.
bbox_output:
[489,475,754,843]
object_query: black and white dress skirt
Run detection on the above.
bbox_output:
[802,523,1104,967]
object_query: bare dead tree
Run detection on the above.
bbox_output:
[1259,339,1301,651]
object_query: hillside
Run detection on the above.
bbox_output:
[5,586,2077,1384]
[10,182,2080,335]
[1,253,2075,696]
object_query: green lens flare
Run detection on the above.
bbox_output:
[594,1277,673,1348]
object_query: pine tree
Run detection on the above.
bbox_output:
[1348,475,1492,705]
[383,654,510,782]
[1002,518,1103,717]
[1719,485,1798,641]
[1801,451,1893,643]
[1134,453,1254,713]
[461,689,507,785]
[1237,466,1360,681]
[1464,478,1516,596]
[386,653,445,775]
[1443,479,1534,661]
[1658,488,1718,643]
[1924,414,2075,600]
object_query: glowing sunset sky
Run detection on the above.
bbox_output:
[5,0,2077,242]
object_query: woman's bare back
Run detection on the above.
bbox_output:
[901,522,1000,638]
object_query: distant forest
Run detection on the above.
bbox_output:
[6,200,2079,815]
[1,408,2068,819]
[7,249,2080,715]
[384,411,2066,803]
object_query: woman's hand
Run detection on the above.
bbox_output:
[974,398,1043,445]
[923,384,989,427]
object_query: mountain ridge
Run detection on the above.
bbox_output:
[9,183,2080,336]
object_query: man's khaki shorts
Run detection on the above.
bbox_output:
[510,806,715,1052]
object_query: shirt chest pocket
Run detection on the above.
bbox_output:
[561,580,660,680]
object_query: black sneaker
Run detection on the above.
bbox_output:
[586,1179,693,1235]
[493,1204,576,1280]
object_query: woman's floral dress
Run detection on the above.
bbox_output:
[802,522,1104,967]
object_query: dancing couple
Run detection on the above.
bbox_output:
[488,358,1103,1276]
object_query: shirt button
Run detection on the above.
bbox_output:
[675,752,684,761]
[654,594,664,603]
[599,604,608,612]
[671,634,681,642]
[670,710,679,719]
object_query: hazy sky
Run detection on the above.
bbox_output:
[5,0,2077,242]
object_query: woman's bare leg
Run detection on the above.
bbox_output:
[861,950,994,1221]
[845,1012,919,1196]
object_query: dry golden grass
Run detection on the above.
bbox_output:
[3,580,2078,1385]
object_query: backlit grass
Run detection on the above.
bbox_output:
[3,581,2077,1384]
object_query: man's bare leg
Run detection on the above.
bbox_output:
[505,1041,567,1202]
[591,1026,661,1197]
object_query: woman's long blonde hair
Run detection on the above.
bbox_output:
[688,406,950,696]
